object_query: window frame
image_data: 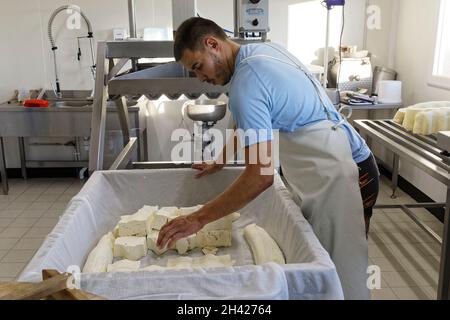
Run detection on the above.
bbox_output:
[429,0,450,90]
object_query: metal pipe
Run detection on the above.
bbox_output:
[52,50,61,98]
[48,5,94,96]
[438,187,450,299]
[128,0,137,38]
[128,0,138,71]
[109,137,137,170]
[323,7,331,88]
[48,6,93,49]
[0,137,9,195]
[234,0,239,38]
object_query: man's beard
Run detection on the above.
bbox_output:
[211,53,231,85]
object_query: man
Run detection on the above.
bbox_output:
[157,17,379,300]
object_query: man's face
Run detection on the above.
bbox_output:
[180,39,231,86]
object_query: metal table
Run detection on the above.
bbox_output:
[0,102,141,195]
[342,102,403,112]
[342,102,403,125]
[354,119,450,300]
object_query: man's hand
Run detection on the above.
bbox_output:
[192,162,224,179]
[157,213,204,249]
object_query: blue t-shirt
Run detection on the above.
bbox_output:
[229,43,371,164]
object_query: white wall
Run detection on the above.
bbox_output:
[365,0,450,202]
[0,0,172,103]
[286,0,367,66]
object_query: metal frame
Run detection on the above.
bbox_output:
[90,38,268,173]
[89,40,238,173]
[0,137,8,194]
[354,119,450,300]
[109,137,138,170]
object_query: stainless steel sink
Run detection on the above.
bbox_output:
[49,100,92,108]
[43,90,93,108]
[43,90,138,108]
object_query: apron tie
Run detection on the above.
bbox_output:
[332,105,353,131]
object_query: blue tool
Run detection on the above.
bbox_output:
[325,0,346,8]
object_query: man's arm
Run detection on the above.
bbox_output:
[157,141,274,249]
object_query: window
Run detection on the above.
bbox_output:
[430,0,450,89]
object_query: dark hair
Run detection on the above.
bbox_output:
[174,17,227,61]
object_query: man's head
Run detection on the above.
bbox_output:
[174,17,239,86]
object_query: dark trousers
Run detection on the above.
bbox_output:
[357,153,380,237]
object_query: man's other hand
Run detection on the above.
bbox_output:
[192,162,225,179]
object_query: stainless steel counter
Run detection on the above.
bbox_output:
[0,103,140,137]
[0,102,142,194]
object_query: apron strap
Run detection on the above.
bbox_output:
[238,44,346,129]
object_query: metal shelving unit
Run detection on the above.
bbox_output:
[354,119,450,300]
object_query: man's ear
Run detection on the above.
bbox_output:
[204,37,219,51]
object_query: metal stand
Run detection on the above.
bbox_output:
[18,137,27,180]
[89,40,232,173]
[354,119,450,300]
[0,137,8,195]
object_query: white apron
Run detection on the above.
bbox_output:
[239,45,370,300]
[279,121,370,300]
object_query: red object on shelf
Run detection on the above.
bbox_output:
[23,99,50,108]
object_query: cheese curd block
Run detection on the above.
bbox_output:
[201,215,234,232]
[244,223,285,265]
[82,232,115,273]
[170,235,197,252]
[186,234,197,250]
[202,246,218,255]
[403,107,423,131]
[175,238,189,255]
[167,254,234,269]
[196,230,232,247]
[231,212,241,222]
[413,109,440,135]
[113,224,120,238]
[152,207,179,230]
[147,230,168,255]
[395,102,450,133]
[114,236,148,261]
[436,109,450,131]
[107,259,141,272]
[393,108,407,124]
[117,205,158,237]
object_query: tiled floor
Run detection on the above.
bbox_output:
[368,176,443,300]
[0,175,444,300]
[0,177,85,281]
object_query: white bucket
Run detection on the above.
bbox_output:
[378,80,402,104]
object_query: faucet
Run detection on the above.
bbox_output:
[48,5,96,98]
